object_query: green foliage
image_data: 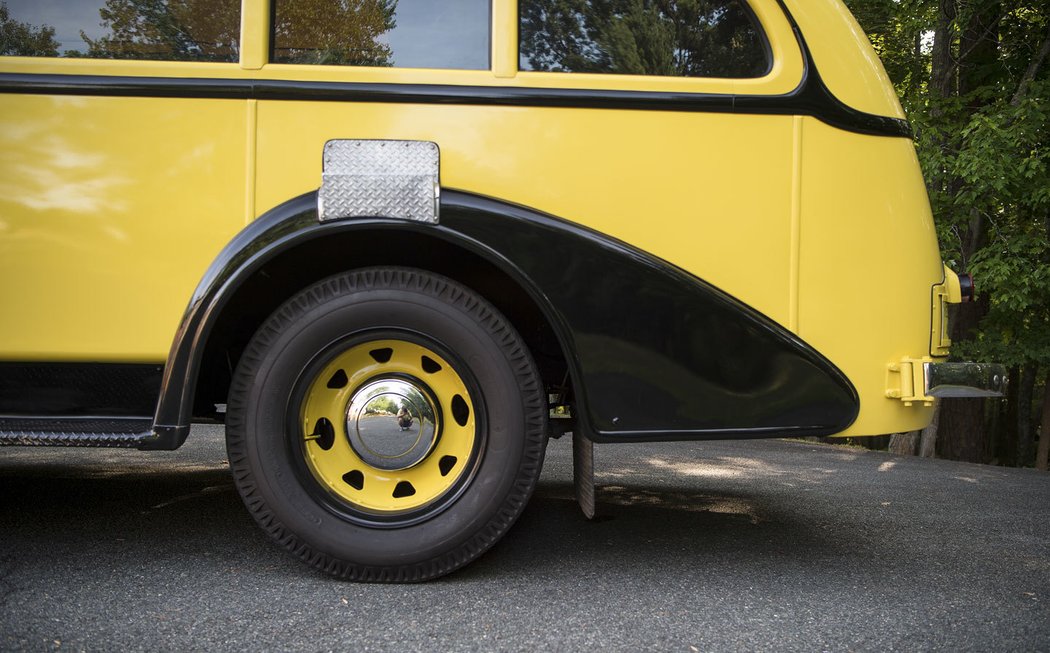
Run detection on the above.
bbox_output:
[847,0,936,106]
[847,0,1050,370]
[848,0,1050,464]
[0,2,59,56]
[363,396,399,415]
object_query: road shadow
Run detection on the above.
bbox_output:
[456,478,834,583]
[0,457,833,588]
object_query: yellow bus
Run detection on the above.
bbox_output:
[0,0,1003,580]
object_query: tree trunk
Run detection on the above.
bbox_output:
[1011,27,1050,106]
[959,1,1002,100]
[1017,364,1038,467]
[1037,371,1050,471]
[996,364,1021,465]
[938,300,991,462]
[930,0,957,98]
[932,2,1003,464]
[919,402,941,458]
[910,28,922,99]
[889,431,919,456]
[938,398,987,463]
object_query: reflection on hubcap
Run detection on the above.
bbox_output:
[299,338,477,515]
[346,378,439,471]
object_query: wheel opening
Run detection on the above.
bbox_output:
[421,355,442,374]
[195,229,571,429]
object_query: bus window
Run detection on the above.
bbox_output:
[519,0,769,78]
[0,0,240,62]
[271,0,491,70]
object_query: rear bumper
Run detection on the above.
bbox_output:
[925,362,1007,398]
[887,359,1006,406]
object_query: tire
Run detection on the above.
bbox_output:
[226,267,547,581]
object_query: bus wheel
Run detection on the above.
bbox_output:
[226,267,547,581]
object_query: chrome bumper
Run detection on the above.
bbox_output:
[925,362,1007,398]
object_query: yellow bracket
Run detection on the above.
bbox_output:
[886,357,934,407]
[931,264,960,357]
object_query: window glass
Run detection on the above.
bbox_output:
[272,0,490,70]
[0,0,240,62]
[519,0,769,78]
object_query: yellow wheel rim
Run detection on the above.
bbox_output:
[300,339,477,514]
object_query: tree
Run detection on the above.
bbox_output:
[0,2,60,56]
[363,396,398,415]
[847,0,1050,467]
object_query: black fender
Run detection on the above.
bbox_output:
[443,192,859,439]
[151,189,858,449]
[150,191,574,448]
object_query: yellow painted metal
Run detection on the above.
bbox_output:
[798,118,943,436]
[886,357,935,407]
[0,93,247,361]
[244,100,259,224]
[492,0,518,79]
[782,0,905,119]
[788,115,804,332]
[930,267,957,357]
[943,265,963,303]
[249,0,804,327]
[300,340,476,513]
[256,103,795,327]
[239,0,271,71]
[0,57,254,80]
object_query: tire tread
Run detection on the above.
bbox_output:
[226,267,546,582]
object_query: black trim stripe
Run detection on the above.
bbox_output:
[0,72,251,99]
[0,69,909,137]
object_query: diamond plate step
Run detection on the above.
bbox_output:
[0,417,155,447]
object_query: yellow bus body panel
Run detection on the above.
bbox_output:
[799,119,942,436]
[255,102,795,328]
[782,0,906,119]
[0,93,247,361]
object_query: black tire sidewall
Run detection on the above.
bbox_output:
[228,269,545,575]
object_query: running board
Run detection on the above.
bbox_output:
[0,417,155,447]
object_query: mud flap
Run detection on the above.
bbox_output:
[572,431,596,520]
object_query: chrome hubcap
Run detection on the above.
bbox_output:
[345,378,439,471]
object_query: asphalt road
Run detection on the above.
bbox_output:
[1,426,1048,651]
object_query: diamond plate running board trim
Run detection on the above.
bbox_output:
[0,418,155,447]
[319,140,440,224]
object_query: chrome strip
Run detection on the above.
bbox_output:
[925,362,1007,398]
